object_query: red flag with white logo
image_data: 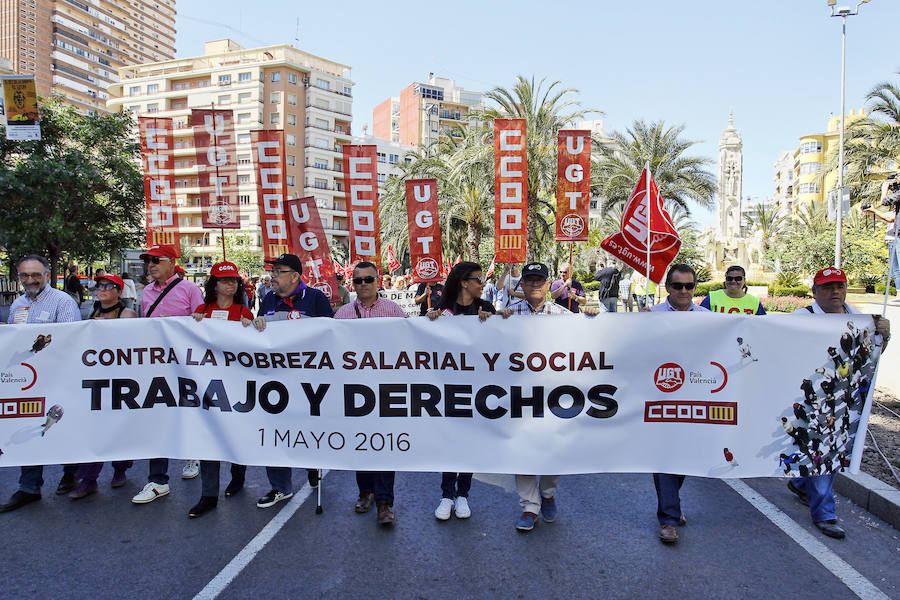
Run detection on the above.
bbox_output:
[341,145,382,272]
[191,108,240,229]
[405,179,443,283]
[138,116,181,256]
[485,258,496,278]
[284,196,340,303]
[386,245,401,274]
[600,166,681,284]
[555,130,591,242]
[493,119,528,263]
[250,130,290,262]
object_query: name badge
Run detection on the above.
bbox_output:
[210,310,229,320]
[13,307,29,324]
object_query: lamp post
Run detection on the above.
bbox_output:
[828,0,870,269]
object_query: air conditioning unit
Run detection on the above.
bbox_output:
[302,76,309,86]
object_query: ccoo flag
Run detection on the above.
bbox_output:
[600,166,681,284]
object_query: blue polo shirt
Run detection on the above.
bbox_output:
[259,281,334,318]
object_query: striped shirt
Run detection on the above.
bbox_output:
[506,299,571,315]
[7,285,81,324]
[335,296,407,319]
[650,299,710,312]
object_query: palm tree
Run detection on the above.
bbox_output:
[743,202,786,253]
[795,199,829,237]
[591,120,716,214]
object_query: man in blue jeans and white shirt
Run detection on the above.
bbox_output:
[1,255,81,512]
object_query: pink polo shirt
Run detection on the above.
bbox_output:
[141,274,204,318]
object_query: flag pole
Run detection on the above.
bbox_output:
[567,241,574,311]
[644,161,651,308]
[210,102,227,261]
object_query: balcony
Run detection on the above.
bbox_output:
[304,143,344,155]
[304,161,343,174]
[308,84,352,98]
[305,102,352,118]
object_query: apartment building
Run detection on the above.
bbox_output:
[0,0,176,114]
[772,150,794,215]
[372,74,484,147]
[107,39,353,268]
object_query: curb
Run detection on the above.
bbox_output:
[835,471,900,531]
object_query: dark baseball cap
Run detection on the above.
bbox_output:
[265,253,303,274]
[521,262,549,280]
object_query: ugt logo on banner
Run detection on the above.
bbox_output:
[600,166,680,283]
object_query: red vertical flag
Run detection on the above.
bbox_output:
[600,167,681,284]
[341,145,382,272]
[555,130,591,241]
[250,130,290,262]
[138,116,181,255]
[191,108,240,229]
[285,196,340,303]
[493,118,528,263]
[404,178,443,283]
[386,245,401,274]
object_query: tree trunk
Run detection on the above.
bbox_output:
[467,223,480,264]
[526,193,540,262]
[48,246,61,290]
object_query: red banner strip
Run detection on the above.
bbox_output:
[138,116,180,255]
[191,108,240,229]
[493,119,528,263]
[341,144,382,272]
[405,178,443,283]
[285,196,340,303]
[555,130,591,242]
[250,130,290,262]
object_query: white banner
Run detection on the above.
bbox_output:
[379,289,419,317]
[0,313,881,478]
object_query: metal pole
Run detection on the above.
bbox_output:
[835,16,846,269]
[567,241,574,311]
[644,162,651,307]
[210,103,227,261]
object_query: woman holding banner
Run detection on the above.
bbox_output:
[188,261,253,518]
[427,262,495,520]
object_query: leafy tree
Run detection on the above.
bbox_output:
[212,232,263,274]
[0,98,144,281]
[743,202,786,253]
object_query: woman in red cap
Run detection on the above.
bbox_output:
[68,273,137,499]
[188,261,252,517]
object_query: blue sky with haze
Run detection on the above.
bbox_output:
[175,0,899,228]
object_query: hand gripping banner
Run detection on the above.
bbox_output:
[138,116,181,255]
[341,144,382,271]
[251,130,290,262]
[405,179,443,283]
[555,130,591,242]
[285,196,341,303]
[600,166,681,283]
[493,119,528,263]
[0,313,883,477]
[191,108,240,229]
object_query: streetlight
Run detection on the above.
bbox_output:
[828,0,870,269]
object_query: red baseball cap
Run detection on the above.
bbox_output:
[813,267,847,285]
[95,274,124,289]
[140,245,177,260]
[174,265,187,274]
[210,261,240,278]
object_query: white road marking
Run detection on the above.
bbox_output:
[193,471,327,600]
[724,478,889,600]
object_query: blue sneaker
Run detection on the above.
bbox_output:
[515,511,537,531]
[540,496,558,522]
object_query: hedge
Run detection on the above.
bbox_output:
[772,285,810,297]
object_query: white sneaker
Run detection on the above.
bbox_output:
[454,496,471,519]
[182,459,200,479]
[434,498,454,520]
[131,482,170,504]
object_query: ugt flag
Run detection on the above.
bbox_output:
[600,166,680,284]
[386,245,402,274]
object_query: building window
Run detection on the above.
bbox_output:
[238,72,251,82]
[129,85,140,96]
[173,82,185,90]
[238,92,251,103]
[218,74,231,86]
[389,154,399,164]
[270,112,280,124]
[238,174,250,184]
[316,78,330,90]
[270,71,281,82]
[314,160,328,169]
[238,154,251,165]
[798,162,820,175]
[218,94,231,105]
[237,133,251,144]
[314,178,327,189]
[238,112,251,124]
[286,154,296,166]
[287,93,297,106]
[800,141,822,154]
[146,103,158,113]
[288,73,298,84]
[239,194,251,204]
[377,152,386,163]
[797,182,820,194]
[286,114,296,126]
[343,86,352,96]
[286,134,296,146]
[147,83,159,93]
[287,175,295,186]
[270,91,280,104]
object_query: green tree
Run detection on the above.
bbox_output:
[743,202,786,253]
[212,232,263,274]
[0,98,144,281]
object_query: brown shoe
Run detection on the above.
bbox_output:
[659,524,679,544]
[355,492,374,514]
[376,501,395,525]
[679,514,687,526]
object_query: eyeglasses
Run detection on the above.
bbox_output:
[143,256,170,265]
[725,275,744,282]
[353,276,377,285]
[19,272,46,280]
[271,269,295,277]
[668,282,696,291]
[521,277,547,285]
[466,277,485,285]
[96,283,119,290]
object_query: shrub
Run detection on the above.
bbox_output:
[693,282,723,297]
[875,281,898,294]
[695,265,712,283]
[773,285,810,297]
[762,295,810,313]
[583,280,602,292]
[775,271,800,287]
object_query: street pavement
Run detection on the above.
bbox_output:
[857,299,899,397]
[0,463,898,599]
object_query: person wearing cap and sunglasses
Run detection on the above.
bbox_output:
[68,274,137,500]
[186,262,253,518]
[335,261,406,525]
[786,267,890,540]
[648,264,710,545]
[700,265,766,315]
[253,253,333,509]
[131,245,205,505]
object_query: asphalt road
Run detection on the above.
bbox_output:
[0,463,897,599]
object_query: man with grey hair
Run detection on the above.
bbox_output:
[0,255,81,512]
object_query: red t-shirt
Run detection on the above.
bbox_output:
[197,302,253,322]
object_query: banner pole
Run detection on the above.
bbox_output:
[568,241,574,311]
[208,103,227,261]
[645,161,651,308]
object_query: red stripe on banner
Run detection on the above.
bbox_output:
[138,117,181,256]
[341,145,382,272]
[555,130,591,242]
[493,119,528,263]
[405,178,443,283]
[250,130,290,262]
[285,196,340,303]
[191,108,240,229]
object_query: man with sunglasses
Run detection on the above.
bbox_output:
[649,264,710,544]
[131,245,205,505]
[700,265,765,315]
[335,261,405,525]
[0,255,81,512]
[253,253,333,509]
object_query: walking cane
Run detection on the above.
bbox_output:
[316,469,323,514]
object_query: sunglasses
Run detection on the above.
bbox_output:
[466,277,485,285]
[143,256,170,264]
[353,276,377,285]
[725,275,744,282]
[668,282,696,291]
[19,272,46,280]
[96,283,120,290]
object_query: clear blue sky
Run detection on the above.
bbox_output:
[175,0,899,228]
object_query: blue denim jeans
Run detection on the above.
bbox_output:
[356,471,395,504]
[653,473,686,526]
[19,464,79,494]
[441,472,472,499]
[791,474,836,522]
[77,461,134,482]
[266,466,293,494]
[148,458,169,484]
[200,461,247,497]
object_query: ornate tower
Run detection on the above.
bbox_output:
[717,110,743,240]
